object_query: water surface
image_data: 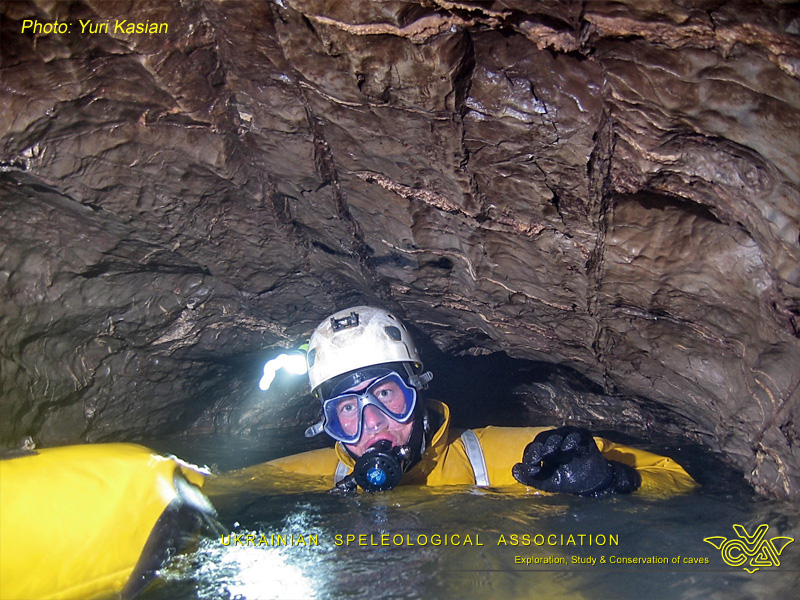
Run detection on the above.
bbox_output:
[142,430,800,600]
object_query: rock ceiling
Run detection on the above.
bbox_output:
[1,0,799,498]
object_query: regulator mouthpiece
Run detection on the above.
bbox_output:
[335,440,412,493]
[259,351,308,391]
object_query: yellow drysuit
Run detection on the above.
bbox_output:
[265,400,696,495]
[0,443,208,600]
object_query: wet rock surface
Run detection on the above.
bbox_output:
[1,1,799,498]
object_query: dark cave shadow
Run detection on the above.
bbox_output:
[411,335,749,495]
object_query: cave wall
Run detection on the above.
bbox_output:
[1,0,799,497]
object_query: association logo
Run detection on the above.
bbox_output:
[704,524,794,573]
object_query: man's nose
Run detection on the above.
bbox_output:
[362,405,388,432]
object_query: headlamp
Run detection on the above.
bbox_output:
[259,351,308,391]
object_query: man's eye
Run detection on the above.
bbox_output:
[338,402,357,416]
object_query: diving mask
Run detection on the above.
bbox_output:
[320,371,417,444]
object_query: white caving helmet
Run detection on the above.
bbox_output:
[306,306,432,400]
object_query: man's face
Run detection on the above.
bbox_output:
[338,377,414,457]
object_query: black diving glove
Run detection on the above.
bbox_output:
[512,426,641,496]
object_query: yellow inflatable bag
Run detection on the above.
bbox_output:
[0,443,211,600]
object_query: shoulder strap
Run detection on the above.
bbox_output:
[334,460,350,484]
[460,429,490,487]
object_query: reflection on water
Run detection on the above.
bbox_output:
[141,431,800,600]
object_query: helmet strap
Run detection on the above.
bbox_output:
[404,363,433,390]
[304,421,324,438]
